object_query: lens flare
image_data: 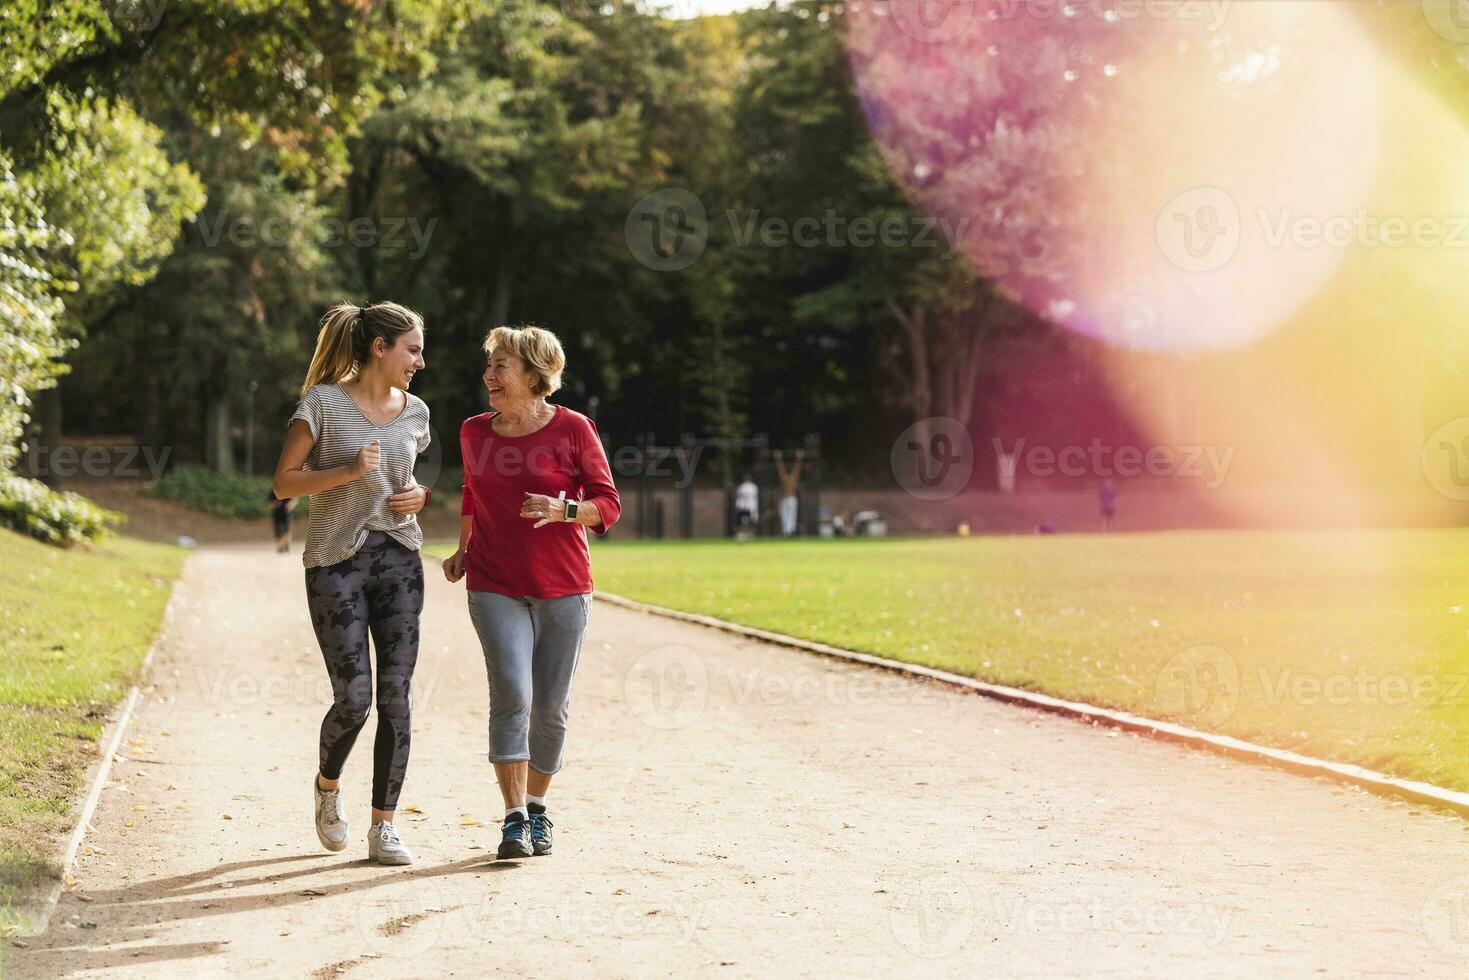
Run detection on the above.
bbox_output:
[846,0,1381,352]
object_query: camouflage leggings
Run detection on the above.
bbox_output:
[305,531,425,811]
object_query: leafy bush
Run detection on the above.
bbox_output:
[0,472,117,545]
[150,465,288,519]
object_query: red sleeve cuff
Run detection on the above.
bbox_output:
[585,496,619,535]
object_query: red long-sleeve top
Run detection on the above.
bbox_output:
[459,407,621,598]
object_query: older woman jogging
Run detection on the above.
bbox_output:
[442,324,620,859]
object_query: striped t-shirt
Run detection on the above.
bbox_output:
[289,382,432,568]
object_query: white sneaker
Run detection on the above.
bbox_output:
[368,821,414,866]
[314,776,348,852]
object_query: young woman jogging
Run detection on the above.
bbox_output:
[273,302,432,866]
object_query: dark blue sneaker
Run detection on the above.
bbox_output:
[529,810,553,856]
[498,815,532,859]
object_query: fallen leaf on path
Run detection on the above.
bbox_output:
[76,895,95,904]
[402,805,423,814]
[123,820,134,828]
[299,888,327,896]
[459,816,482,827]
[10,940,30,949]
[131,806,146,812]
[612,888,629,895]
[222,815,233,820]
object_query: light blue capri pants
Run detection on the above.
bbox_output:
[467,590,592,775]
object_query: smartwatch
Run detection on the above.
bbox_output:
[564,498,579,521]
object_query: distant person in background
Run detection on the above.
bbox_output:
[734,473,758,539]
[1099,479,1118,532]
[774,449,805,537]
[266,488,297,553]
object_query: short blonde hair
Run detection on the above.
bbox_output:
[483,324,565,397]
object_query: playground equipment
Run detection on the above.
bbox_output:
[618,432,822,539]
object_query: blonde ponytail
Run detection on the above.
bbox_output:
[301,305,362,397]
[300,302,425,398]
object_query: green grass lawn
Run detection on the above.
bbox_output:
[0,531,183,932]
[535,529,1469,792]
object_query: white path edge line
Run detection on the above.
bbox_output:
[17,565,187,938]
[595,590,1469,820]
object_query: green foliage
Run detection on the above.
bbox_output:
[149,464,286,518]
[0,152,71,471]
[28,91,206,317]
[0,471,117,545]
[0,0,453,477]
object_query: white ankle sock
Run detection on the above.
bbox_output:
[506,806,528,821]
[527,794,546,809]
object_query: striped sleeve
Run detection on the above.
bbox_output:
[290,388,323,440]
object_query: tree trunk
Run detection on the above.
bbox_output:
[886,295,930,421]
[32,388,63,488]
[206,392,234,475]
[490,258,513,328]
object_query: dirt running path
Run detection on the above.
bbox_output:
[8,545,1468,978]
